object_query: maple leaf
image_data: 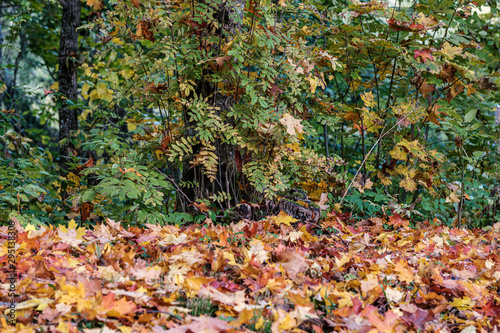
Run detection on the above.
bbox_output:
[414,49,434,63]
[361,91,375,108]
[87,0,103,11]
[353,174,373,193]
[81,202,94,223]
[445,191,460,203]
[277,250,308,279]
[248,240,270,264]
[389,146,407,161]
[99,293,137,317]
[466,83,476,97]
[131,0,140,8]
[478,76,497,90]
[271,211,299,226]
[100,35,114,44]
[136,20,155,42]
[400,176,417,192]
[193,201,209,213]
[425,104,443,125]
[268,83,283,97]
[446,82,464,102]
[280,113,304,136]
[388,213,408,228]
[440,42,462,60]
[318,50,342,71]
[400,308,434,330]
[394,260,419,283]
[16,298,54,311]
[58,219,86,247]
[415,13,439,29]
[415,78,435,98]
[439,63,457,83]
[360,274,379,295]
[388,18,424,32]
[368,310,399,333]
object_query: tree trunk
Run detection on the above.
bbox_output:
[178,1,242,213]
[58,0,81,171]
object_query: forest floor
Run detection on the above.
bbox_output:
[1,214,499,332]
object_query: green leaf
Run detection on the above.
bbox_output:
[82,190,95,202]
[123,179,141,199]
[464,109,477,123]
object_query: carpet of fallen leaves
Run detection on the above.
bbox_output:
[1,214,500,333]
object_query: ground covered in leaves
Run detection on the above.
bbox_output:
[1,214,500,333]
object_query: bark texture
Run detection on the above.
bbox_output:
[178,1,243,212]
[58,0,81,171]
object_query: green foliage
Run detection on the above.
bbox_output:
[1,0,499,227]
[0,116,61,226]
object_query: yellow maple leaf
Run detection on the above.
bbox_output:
[59,219,86,239]
[271,211,298,226]
[450,296,475,310]
[389,146,407,161]
[278,313,297,331]
[307,76,319,94]
[361,91,375,108]
[400,176,417,192]
[440,42,462,60]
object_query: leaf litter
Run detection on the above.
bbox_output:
[1,215,499,332]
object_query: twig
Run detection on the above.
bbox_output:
[340,107,418,203]
[154,167,203,214]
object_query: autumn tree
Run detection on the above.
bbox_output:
[57,0,81,172]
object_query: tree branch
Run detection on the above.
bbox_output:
[58,0,68,9]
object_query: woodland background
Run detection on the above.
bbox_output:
[1,0,500,332]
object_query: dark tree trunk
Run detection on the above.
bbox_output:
[178,1,242,213]
[58,0,81,171]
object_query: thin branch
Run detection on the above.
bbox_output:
[58,0,68,9]
[154,167,204,215]
[341,107,419,202]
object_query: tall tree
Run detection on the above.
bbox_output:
[57,0,81,171]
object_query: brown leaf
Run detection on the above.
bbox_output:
[439,63,457,83]
[478,77,497,90]
[353,174,373,193]
[193,201,209,213]
[416,78,436,98]
[136,20,155,42]
[317,193,329,211]
[425,104,443,125]
[144,82,167,94]
[214,55,232,67]
[100,35,113,44]
[131,0,140,8]
[81,202,94,223]
[446,82,464,102]
[268,83,283,97]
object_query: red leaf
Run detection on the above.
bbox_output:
[414,49,434,63]
[388,18,425,32]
